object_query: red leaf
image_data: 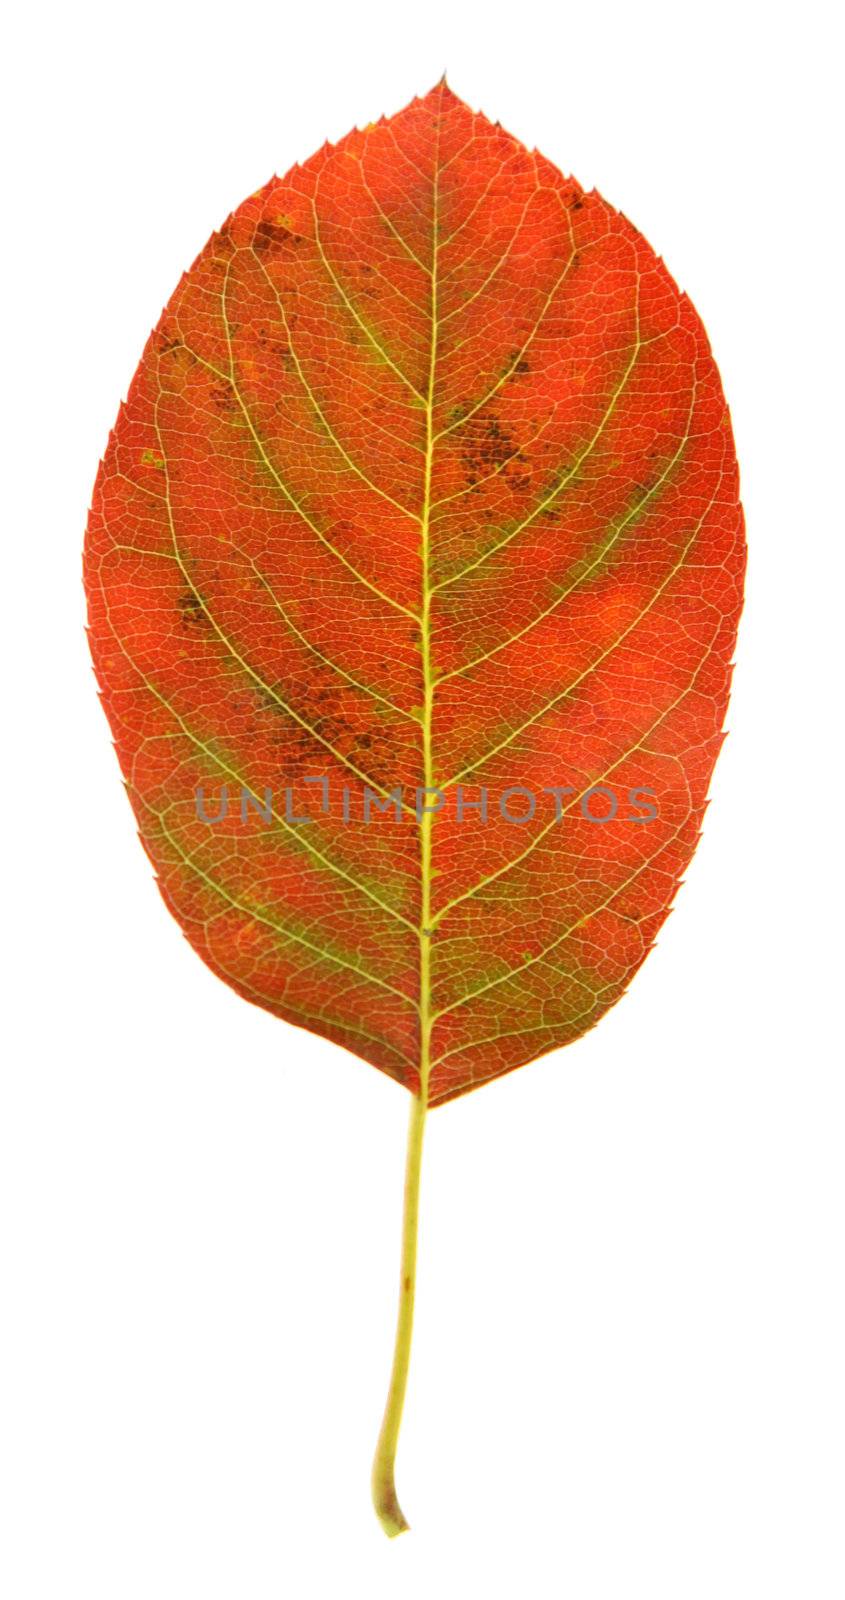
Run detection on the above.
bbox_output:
[84,81,745,1532]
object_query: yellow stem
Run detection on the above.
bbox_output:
[370,1086,428,1535]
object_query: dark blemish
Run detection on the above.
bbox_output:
[403,1275,412,1291]
[513,359,530,376]
[210,380,237,415]
[348,724,397,788]
[178,591,209,629]
[251,678,399,789]
[572,198,584,211]
[254,219,303,254]
[460,411,529,492]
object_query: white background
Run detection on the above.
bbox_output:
[2,1,843,1595]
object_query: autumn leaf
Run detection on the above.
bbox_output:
[84,80,745,1535]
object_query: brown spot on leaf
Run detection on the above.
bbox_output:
[178,590,209,629]
[254,219,304,253]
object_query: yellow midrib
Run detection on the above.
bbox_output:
[418,112,442,1105]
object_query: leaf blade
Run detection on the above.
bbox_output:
[84,83,745,1105]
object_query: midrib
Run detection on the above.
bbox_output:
[418,110,441,1105]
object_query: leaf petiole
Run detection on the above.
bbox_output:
[371,1086,427,1536]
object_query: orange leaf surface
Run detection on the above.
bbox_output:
[85,82,744,1104]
